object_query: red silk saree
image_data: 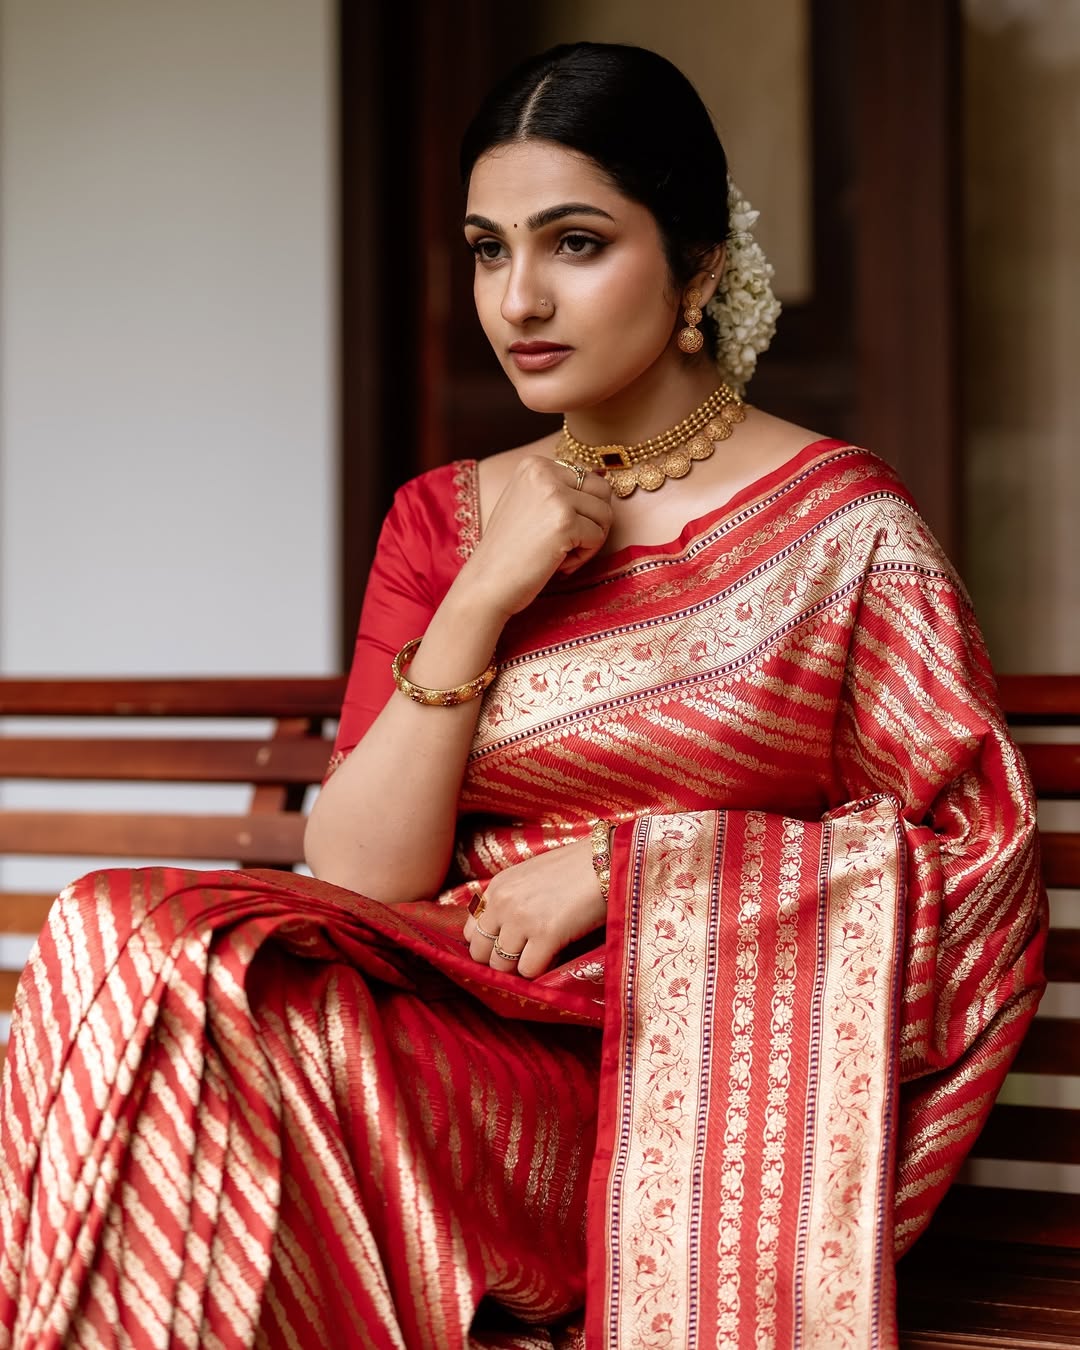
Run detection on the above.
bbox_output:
[0,441,1045,1348]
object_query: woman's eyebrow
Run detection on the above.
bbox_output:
[463,203,616,235]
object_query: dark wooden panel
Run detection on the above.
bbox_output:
[900,1226,1080,1345]
[853,1,961,555]
[999,675,1080,725]
[904,1185,1080,1249]
[1041,834,1080,891]
[1047,928,1080,984]
[0,678,345,720]
[970,1105,1080,1165]
[0,738,331,784]
[1012,1019,1080,1076]
[0,893,55,934]
[0,813,306,866]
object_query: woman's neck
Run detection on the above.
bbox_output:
[563,362,722,449]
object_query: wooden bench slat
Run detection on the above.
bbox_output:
[1011,1018,1080,1076]
[0,893,55,934]
[1047,927,1080,984]
[999,673,1080,723]
[1040,832,1080,890]
[1020,743,1080,799]
[0,737,331,784]
[969,1104,1080,1165]
[0,677,346,720]
[0,812,306,866]
[0,969,21,1008]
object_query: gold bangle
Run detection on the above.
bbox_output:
[392,638,497,707]
[590,820,612,904]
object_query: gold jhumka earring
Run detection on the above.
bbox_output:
[676,287,704,354]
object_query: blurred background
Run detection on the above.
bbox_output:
[1,0,1077,681]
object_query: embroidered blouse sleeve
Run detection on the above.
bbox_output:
[328,461,479,774]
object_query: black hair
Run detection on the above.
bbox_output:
[460,42,730,308]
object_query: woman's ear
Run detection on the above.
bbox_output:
[696,244,726,305]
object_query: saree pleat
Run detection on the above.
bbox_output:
[0,443,1045,1347]
[0,868,599,1348]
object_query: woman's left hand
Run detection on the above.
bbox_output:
[462,840,607,979]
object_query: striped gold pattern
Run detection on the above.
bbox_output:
[0,444,1045,1345]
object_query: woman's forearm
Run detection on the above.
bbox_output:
[306,455,615,900]
[303,576,507,902]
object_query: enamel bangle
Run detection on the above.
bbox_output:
[590,820,612,904]
[392,638,497,707]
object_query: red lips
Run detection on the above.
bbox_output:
[508,340,573,372]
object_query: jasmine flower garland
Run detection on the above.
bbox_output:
[707,178,782,395]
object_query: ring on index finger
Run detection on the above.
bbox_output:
[475,920,499,942]
[553,457,587,492]
[466,883,487,919]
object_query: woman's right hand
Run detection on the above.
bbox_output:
[461,455,613,620]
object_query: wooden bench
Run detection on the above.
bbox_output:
[899,674,1080,1346]
[0,676,345,1061]
[1,673,1077,1340]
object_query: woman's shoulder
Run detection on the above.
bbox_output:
[394,431,558,506]
[790,434,966,586]
[379,459,484,566]
[388,432,559,551]
[737,410,892,489]
[739,413,952,565]
[473,430,561,528]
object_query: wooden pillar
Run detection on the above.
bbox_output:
[337,1,537,663]
[853,0,963,555]
[338,1,426,665]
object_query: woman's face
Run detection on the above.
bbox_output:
[464,140,682,416]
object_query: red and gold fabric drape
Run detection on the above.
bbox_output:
[0,442,1045,1347]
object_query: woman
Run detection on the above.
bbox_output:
[0,43,1045,1349]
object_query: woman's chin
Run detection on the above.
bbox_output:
[507,374,575,416]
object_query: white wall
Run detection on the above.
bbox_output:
[0,0,338,676]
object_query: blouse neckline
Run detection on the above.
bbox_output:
[463,436,852,580]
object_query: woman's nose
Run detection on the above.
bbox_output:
[500,264,550,326]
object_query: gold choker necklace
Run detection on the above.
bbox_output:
[557,384,745,498]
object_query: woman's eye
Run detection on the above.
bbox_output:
[559,234,604,258]
[471,239,505,264]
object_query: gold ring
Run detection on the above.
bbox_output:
[493,939,524,962]
[466,883,487,919]
[475,921,499,942]
[554,457,587,491]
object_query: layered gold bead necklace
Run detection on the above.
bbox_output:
[556,383,746,498]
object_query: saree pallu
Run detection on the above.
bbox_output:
[0,442,1046,1347]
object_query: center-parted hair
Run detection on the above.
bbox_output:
[460,42,731,294]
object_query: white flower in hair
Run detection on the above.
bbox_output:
[706,178,782,395]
